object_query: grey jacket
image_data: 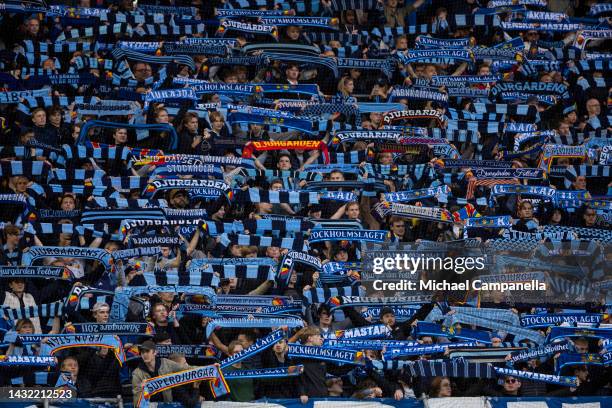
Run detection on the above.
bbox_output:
[131,357,192,405]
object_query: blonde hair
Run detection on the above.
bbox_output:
[298,326,321,344]
[337,77,354,97]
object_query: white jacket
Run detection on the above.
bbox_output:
[3,291,42,333]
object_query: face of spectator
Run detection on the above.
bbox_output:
[273,339,287,354]
[344,79,354,94]
[32,110,46,127]
[319,311,332,326]
[13,177,29,193]
[573,339,589,353]
[565,111,577,124]
[60,197,76,211]
[424,65,437,78]
[270,182,283,191]
[211,117,224,132]
[277,156,292,170]
[307,332,323,346]
[105,242,120,252]
[438,378,452,397]
[369,112,383,126]
[9,280,25,294]
[152,305,168,323]
[345,11,356,24]
[557,122,570,136]
[420,336,433,344]
[289,271,298,284]
[478,66,490,75]
[346,204,360,219]
[237,334,253,348]
[62,358,79,378]
[396,37,408,50]
[5,230,19,246]
[49,111,61,127]
[212,205,226,221]
[503,377,521,394]
[113,128,128,144]
[18,323,34,334]
[93,307,110,323]
[583,209,597,226]
[286,66,300,81]
[230,344,244,356]
[286,26,301,40]
[391,221,406,237]
[156,110,169,124]
[334,250,348,262]
[141,349,156,364]
[381,312,396,326]
[525,31,539,42]
[224,74,238,83]
[266,246,280,259]
[133,63,153,81]
[491,337,503,347]
[574,176,587,190]
[171,192,188,208]
[250,124,263,135]
[575,367,588,381]
[329,171,345,181]
[586,99,600,116]
[540,74,552,83]
[186,117,198,134]
[379,152,394,165]
[551,210,562,224]
[518,203,533,220]
[387,0,398,8]
[160,247,171,259]
[27,19,40,36]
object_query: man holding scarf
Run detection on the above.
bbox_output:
[344,303,436,340]
[132,340,200,406]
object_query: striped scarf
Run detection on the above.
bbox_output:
[220,329,286,368]
[142,270,220,287]
[466,178,520,199]
[217,233,306,251]
[373,359,495,378]
[56,23,132,41]
[1,301,64,321]
[303,286,365,305]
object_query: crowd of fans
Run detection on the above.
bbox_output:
[0,0,610,405]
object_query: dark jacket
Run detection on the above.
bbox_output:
[345,302,436,340]
[296,358,328,398]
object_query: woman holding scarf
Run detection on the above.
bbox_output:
[512,201,540,233]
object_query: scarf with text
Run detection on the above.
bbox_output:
[220,329,286,368]
[507,340,573,366]
[206,317,303,338]
[288,343,365,365]
[139,364,229,408]
[39,334,125,365]
[494,367,577,387]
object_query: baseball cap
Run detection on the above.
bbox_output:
[380,307,395,318]
[138,340,156,352]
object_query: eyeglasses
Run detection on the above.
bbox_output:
[505,379,517,384]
